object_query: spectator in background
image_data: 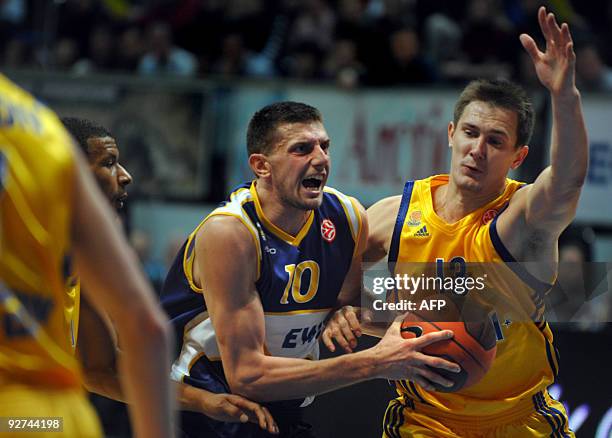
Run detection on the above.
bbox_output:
[53,38,79,71]
[115,26,144,72]
[73,24,115,74]
[56,0,110,58]
[367,27,437,86]
[139,22,198,77]
[282,41,323,79]
[442,0,515,82]
[575,41,612,92]
[323,39,365,88]
[286,0,336,56]
[212,34,248,77]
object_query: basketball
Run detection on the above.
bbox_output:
[400,297,497,392]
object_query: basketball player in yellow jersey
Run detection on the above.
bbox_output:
[323,6,587,437]
[0,75,175,437]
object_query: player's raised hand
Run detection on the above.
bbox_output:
[520,6,577,96]
[202,393,278,434]
[371,314,461,391]
[321,305,364,353]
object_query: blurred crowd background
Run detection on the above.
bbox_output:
[1,0,612,90]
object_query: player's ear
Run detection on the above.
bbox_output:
[511,145,529,169]
[448,121,455,147]
[248,153,271,178]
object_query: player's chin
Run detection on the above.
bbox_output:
[297,192,323,210]
[456,175,484,193]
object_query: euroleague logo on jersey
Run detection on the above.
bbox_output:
[321,219,336,243]
[482,209,498,225]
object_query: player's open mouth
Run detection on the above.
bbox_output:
[302,175,324,193]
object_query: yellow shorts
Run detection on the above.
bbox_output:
[0,384,102,437]
[383,390,574,438]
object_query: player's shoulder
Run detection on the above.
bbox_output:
[323,186,362,208]
[365,195,402,257]
[368,195,402,218]
[198,214,254,247]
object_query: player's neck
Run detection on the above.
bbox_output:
[255,183,311,237]
[434,179,505,223]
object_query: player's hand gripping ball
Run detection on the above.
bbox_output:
[400,297,497,392]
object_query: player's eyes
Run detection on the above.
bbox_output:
[293,143,312,153]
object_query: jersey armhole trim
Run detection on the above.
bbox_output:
[388,181,415,273]
[488,204,553,299]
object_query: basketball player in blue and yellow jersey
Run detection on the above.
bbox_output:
[61,117,279,432]
[0,76,175,437]
[324,6,586,437]
[161,101,463,437]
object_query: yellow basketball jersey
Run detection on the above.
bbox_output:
[389,175,559,417]
[0,74,82,388]
[64,275,80,351]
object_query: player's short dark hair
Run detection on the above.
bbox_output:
[246,102,322,155]
[453,79,535,148]
[61,117,112,154]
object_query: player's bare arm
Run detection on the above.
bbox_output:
[77,295,123,399]
[71,147,175,438]
[365,195,402,262]
[198,213,460,399]
[497,7,588,267]
[178,384,278,433]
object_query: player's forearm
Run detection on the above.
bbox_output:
[83,370,126,402]
[230,349,377,402]
[116,313,176,438]
[549,90,588,190]
[177,382,216,413]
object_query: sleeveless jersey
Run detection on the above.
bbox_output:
[0,74,82,388]
[161,181,361,405]
[388,175,558,417]
[64,275,80,351]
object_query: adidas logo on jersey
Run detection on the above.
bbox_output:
[414,225,430,237]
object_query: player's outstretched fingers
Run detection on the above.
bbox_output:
[520,33,540,62]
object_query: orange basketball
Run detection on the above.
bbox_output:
[400,299,497,392]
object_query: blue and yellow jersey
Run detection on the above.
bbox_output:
[0,74,82,388]
[161,181,361,403]
[389,174,558,417]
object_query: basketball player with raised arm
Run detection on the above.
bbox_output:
[160,101,463,437]
[323,6,586,437]
[0,75,175,437]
